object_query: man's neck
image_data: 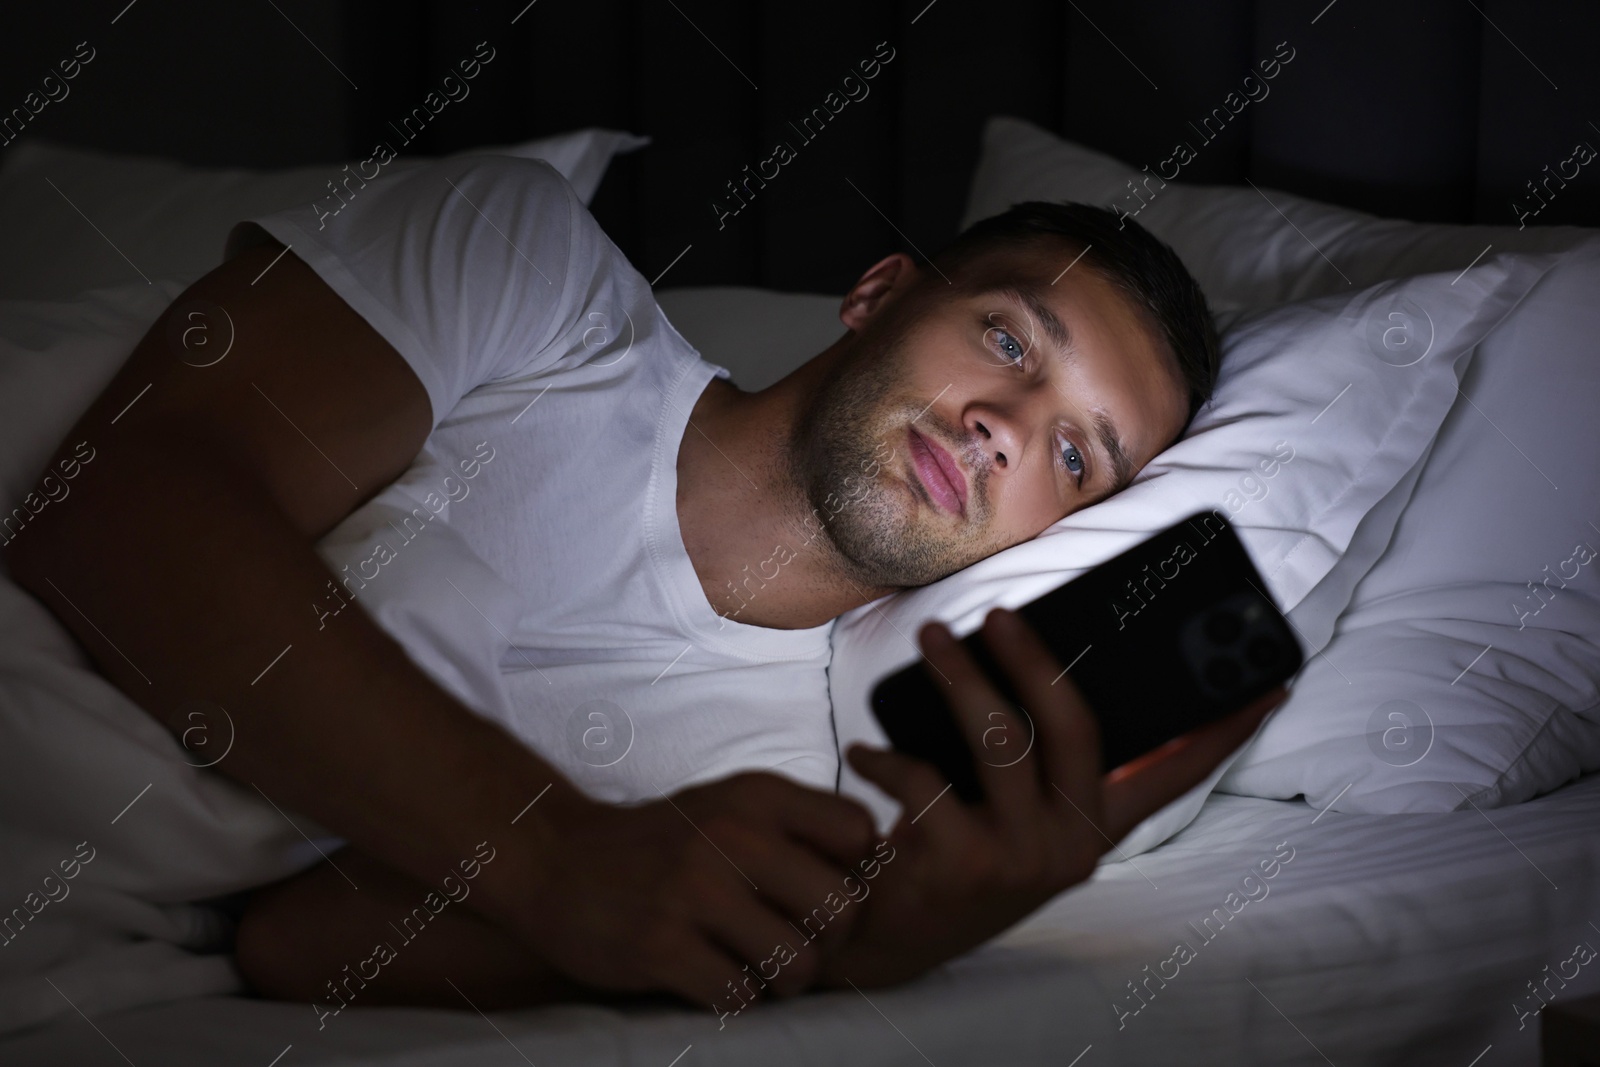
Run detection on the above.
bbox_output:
[676,343,898,630]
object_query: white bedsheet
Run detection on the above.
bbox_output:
[4,772,1596,1067]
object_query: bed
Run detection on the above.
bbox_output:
[2,774,1597,1065]
[4,5,1600,1061]
[1,235,1597,1063]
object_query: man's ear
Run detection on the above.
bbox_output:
[840,252,921,331]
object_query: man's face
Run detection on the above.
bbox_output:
[788,240,1191,589]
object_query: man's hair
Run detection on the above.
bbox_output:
[926,202,1221,431]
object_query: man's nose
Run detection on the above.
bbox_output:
[965,404,1025,472]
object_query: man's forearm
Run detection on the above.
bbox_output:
[5,426,582,937]
[238,845,585,1013]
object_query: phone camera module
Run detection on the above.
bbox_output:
[1202,609,1243,646]
[1181,590,1291,701]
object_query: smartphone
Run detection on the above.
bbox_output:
[868,509,1304,804]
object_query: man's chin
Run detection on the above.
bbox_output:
[829,510,984,589]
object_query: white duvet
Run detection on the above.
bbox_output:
[1,774,1596,1065]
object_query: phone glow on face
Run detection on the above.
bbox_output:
[978,309,1091,491]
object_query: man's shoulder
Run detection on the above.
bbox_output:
[445,153,633,280]
[426,153,584,228]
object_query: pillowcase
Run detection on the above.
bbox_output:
[0,128,648,301]
[655,286,845,391]
[827,251,1560,850]
[964,116,1593,317]
[1218,237,1600,812]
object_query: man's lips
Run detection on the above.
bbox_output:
[908,427,968,517]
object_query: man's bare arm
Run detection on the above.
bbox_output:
[1,239,876,1006]
[3,239,581,920]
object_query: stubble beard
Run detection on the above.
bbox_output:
[784,328,995,590]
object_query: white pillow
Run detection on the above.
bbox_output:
[827,252,1560,851]
[964,116,1593,317]
[1219,237,1600,812]
[655,286,845,391]
[0,129,648,301]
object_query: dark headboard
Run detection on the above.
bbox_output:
[5,0,1596,293]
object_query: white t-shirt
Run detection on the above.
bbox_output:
[233,155,839,802]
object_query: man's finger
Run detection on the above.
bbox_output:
[739,776,877,868]
[740,837,867,961]
[1101,687,1287,842]
[918,619,1039,826]
[699,879,819,999]
[983,608,1103,826]
[846,743,975,843]
[656,929,763,1011]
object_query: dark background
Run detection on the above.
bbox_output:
[3,0,1597,293]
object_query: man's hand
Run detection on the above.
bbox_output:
[516,772,877,1007]
[818,606,1286,989]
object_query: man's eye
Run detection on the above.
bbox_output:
[986,326,1027,365]
[1061,440,1085,477]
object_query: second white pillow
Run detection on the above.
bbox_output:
[963,116,1592,317]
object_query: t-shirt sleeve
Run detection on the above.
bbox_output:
[226,155,588,426]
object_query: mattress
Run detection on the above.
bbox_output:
[5,771,1596,1067]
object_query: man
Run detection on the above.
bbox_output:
[3,154,1281,1014]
